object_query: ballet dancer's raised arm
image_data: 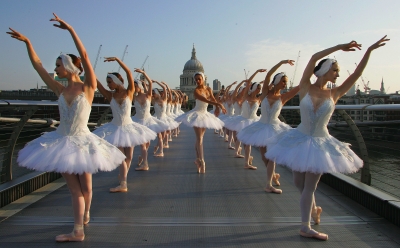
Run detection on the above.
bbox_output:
[232,80,246,101]
[51,13,96,97]
[262,60,294,98]
[154,81,168,101]
[331,36,389,102]
[135,69,152,98]
[238,69,266,101]
[104,57,135,100]
[96,79,112,102]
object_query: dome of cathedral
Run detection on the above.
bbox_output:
[183,45,204,72]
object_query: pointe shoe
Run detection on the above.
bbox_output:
[249,156,253,165]
[194,159,201,173]
[154,152,164,157]
[110,181,128,193]
[164,144,170,149]
[214,130,219,134]
[137,155,143,166]
[273,173,281,186]
[199,160,206,174]
[228,146,235,150]
[55,225,85,242]
[135,163,149,171]
[312,206,323,224]
[244,164,257,170]
[235,154,245,158]
[83,212,90,225]
[300,229,328,241]
[153,146,159,154]
[169,137,172,142]
[264,186,282,194]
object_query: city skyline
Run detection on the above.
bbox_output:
[0,0,399,93]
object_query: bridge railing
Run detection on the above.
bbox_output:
[0,100,399,204]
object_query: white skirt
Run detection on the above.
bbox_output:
[175,110,224,129]
[93,122,157,147]
[237,121,292,147]
[265,128,363,174]
[17,130,125,174]
[131,116,170,133]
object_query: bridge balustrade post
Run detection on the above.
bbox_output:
[336,109,371,185]
[96,107,111,127]
[1,106,38,183]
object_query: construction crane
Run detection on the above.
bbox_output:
[244,69,249,80]
[117,45,128,73]
[289,51,301,89]
[355,63,370,94]
[135,55,149,79]
[93,45,102,72]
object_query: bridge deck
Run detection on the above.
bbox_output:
[0,125,399,247]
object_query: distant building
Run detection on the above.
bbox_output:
[179,45,207,104]
[213,79,221,91]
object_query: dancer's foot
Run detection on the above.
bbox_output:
[214,130,218,134]
[199,159,206,174]
[153,146,159,154]
[137,155,143,166]
[224,137,228,141]
[273,173,281,186]
[169,137,172,141]
[312,206,323,224]
[244,164,257,170]
[235,154,245,158]
[135,162,149,171]
[220,133,224,138]
[110,181,128,193]
[55,225,85,242]
[194,158,201,173]
[83,211,90,225]
[300,229,328,241]
[164,144,170,149]
[154,152,164,157]
[264,186,282,194]
[249,156,253,165]
[228,146,235,150]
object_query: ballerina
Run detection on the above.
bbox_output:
[219,82,237,147]
[237,60,299,192]
[164,83,179,144]
[8,13,126,242]
[175,72,226,173]
[265,36,389,240]
[132,69,170,170]
[93,57,157,192]
[151,80,180,156]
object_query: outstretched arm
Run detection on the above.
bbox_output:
[104,57,135,98]
[332,36,389,102]
[281,85,300,105]
[232,80,246,100]
[50,13,96,92]
[155,81,168,101]
[262,60,294,96]
[135,68,153,98]
[7,28,63,96]
[300,41,362,88]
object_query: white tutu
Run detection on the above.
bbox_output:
[225,101,259,132]
[175,99,224,129]
[153,102,180,130]
[265,93,363,174]
[237,121,291,147]
[265,128,363,174]
[17,93,125,174]
[132,99,170,133]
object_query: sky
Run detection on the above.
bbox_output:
[0,0,399,94]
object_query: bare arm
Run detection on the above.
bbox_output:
[6,28,63,96]
[300,41,361,89]
[332,36,389,102]
[232,80,246,100]
[96,79,112,102]
[50,13,96,92]
[155,81,168,101]
[104,57,135,99]
[262,60,294,96]
[281,85,300,105]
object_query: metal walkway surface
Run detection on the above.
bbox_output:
[0,125,399,247]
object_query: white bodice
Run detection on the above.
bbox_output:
[110,97,134,126]
[57,93,91,136]
[233,102,242,116]
[241,101,259,119]
[134,99,152,119]
[194,99,208,112]
[296,93,334,137]
[226,103,235,116]
[153,101,167,118]
[259,98,283,124]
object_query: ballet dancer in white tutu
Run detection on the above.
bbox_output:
[8,14,126,242]
[219,82,237,147]
[93,57,157,192]
[237,60,299,193]
[175,72,226,173]
[151,81,180,156]
[265,36,389,240]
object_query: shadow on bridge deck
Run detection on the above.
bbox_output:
[0,125,399,247]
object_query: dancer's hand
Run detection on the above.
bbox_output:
[50,13,72,31]
[283,60,295,66]
[368,35,390,51]
[6,28,29,43]
[104,57,117,62]
[341,40,362,52]
[134,68,145,74]
[219,103,227,114]
[257,69,267,73]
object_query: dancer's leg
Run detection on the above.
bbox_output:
[164,131,170,148]
[194,127,206,173]
[110,147,130,192]
[233,131,244,158]
[244,145,256,170]
[56,173,86,241]
[154,132,164,156]
[136,143,149,171]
